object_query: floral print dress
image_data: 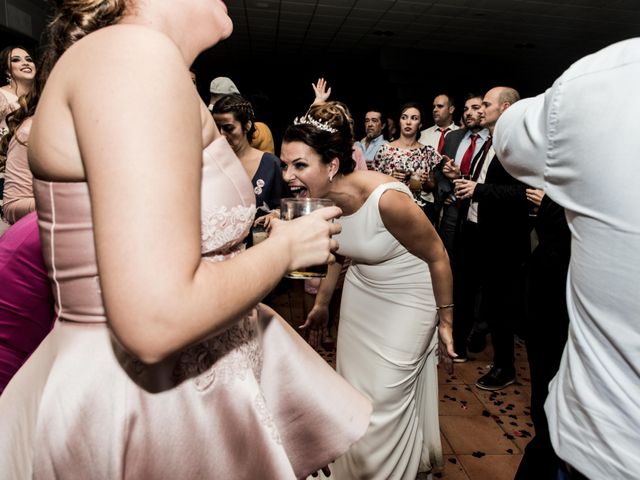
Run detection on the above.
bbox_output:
[372,143,441,206]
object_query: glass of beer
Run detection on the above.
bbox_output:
[281,197,335,279]
[251,224,268,246]
[409,172,422,192]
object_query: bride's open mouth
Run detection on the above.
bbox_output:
[288,185,308,198]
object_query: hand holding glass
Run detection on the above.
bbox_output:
[393,168,410,183]
[409,173,422,192]
[281,198,335,279]
[454,175,471,199]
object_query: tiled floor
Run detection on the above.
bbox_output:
[268,279,533,480]
[436,342,533,480]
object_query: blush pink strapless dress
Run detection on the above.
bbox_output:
[0,138,371,479]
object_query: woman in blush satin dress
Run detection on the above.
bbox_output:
[281,102,456,480]
[0,1,371,478]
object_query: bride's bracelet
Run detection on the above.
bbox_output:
[436,304,454,311]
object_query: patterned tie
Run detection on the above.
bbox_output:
[437,127,450,153]
[459,133,479,176]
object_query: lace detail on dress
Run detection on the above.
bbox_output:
[201,204,256,254]
[255,392,283,444]
[173,312,263,391]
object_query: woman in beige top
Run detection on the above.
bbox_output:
[0,46,36,231]
[0,46,35,131]
[0,74,39,225]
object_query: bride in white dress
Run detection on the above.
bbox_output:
[281,102,456,479]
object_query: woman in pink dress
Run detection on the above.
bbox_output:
[0,212,54,394]
[0,46,35,131]
[0,1,370,478]
[0,45,36,232]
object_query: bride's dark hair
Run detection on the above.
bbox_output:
[283,101,356,175]
[38,0,128,94]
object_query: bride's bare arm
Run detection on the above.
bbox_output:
[50,28,341,363]
[378,189,455,361]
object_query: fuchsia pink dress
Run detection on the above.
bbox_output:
[0,137,370,479]
[0,212,55,394]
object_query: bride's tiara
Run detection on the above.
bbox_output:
[293,115,338,133]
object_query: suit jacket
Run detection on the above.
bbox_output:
[459,152,531,262]
[434,129,467,204]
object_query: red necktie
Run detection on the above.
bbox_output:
[437,127,449,153]
[459,133,479,175]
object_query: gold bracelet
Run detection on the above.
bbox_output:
[436,304,454,311]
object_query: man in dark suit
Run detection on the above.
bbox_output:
[438,93,490,258]
[436,94,490,361]
[451,86,531,390]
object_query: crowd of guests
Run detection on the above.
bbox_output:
[0,1,638,479]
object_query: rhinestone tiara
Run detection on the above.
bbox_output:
[293,115,338,133]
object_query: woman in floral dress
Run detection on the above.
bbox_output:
[373,102,441,222]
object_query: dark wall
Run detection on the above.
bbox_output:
[0,25,39,56]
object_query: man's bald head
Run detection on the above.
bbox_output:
[480,86,520,133]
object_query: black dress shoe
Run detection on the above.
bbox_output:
[475,366,515,391]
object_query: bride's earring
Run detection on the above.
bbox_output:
[5,74,11,85]
[328,174,334,183]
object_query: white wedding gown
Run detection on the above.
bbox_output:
[331,182,442,479]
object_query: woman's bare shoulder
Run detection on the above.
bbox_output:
[351,170,396,195]
[55,24,184,77]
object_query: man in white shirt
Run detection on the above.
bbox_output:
[354,109,387,168]
[419,93,459,151]
[494,39,640,479]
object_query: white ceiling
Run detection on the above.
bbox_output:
[218,0,640,59]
